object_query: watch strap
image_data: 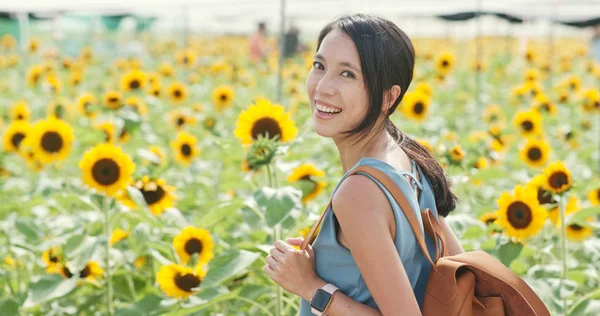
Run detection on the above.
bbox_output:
[310,284,339,315]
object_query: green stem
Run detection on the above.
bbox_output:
[266,164,274,188]
[103,196,114,316]
[567,287,600,315]
[275,223,283,316]
[559,195,568,316]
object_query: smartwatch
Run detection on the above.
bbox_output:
[310,283,339,315]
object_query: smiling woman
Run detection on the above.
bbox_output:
[263,13,462,316]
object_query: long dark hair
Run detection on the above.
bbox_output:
[317,13,458,216]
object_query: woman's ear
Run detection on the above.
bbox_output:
[383,85,402,114]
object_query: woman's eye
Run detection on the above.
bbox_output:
[313,61,324,70]
[341,71,355,78]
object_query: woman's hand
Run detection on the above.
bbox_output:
[264,237,325,300]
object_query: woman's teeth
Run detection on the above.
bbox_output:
[316,103,342,114]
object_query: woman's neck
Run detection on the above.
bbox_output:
[334,130,398,173]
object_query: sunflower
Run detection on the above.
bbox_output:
[44,74,62,94]
[133,176,177,216]
[524,69,539,82]
[104,90,123,110]
[414,82,432,97]
[524,47,536,63]
[115,190,136,209]
[588,187,600,205]
[495,185,547,242]
[124,96,148,116]
[175,48,197,68]
[171,131,198,166]
[513,110,542,137]
[79,143,135,196]
[46,98,73,120]
[26,65,43,87]
[293,224,322,250]
[134,256,147,268]
[435,51,455,74]
[234,99,297,145]
[1,34,17,50]
[563,75,581,92]
[167,82,188,105]
[288,164,328,203]
[169,111,196,130]
[532,94,557,116]
[96,122,116,143]
[547,195,578,225]
[482,104,505,128]
[523,81,544,98]
[110,228,129,246]
[118,127,131,143]
[417,139,434,153]
[42,246,62,273]
[146,82,161,97]
[20,117,74,164]
[582,88,600,113]
[10,101,30,121]
[61,261,104,282]
[172,226,215,265]
[3,121,30,152]
[211,85,235,112]
[159,62,175,77]
[565,219,594,242]
[479,212,498,225]
[474,157,489,169]
[120,69,147,92]
[157,263,206,299]
[448,145,465,162]
[519,138,550,168]
[402,91,430,122]
[77,93,98,118]
[541,161,572,195]
[526,175,555,205]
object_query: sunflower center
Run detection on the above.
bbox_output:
[184,238,203,255]
[130,80,140,90]
[174,273,201,292]
[11,133,25,148]
[541,103,550,111]
[17,114,24,120]
[174,90,182,98]
[49,254,59,263]
[441,60,449,67]
[62,266,73,278]
[521,120,534,131]
[548,172,568,189]
[569,224,584,231]
[41,131,64,153]
[220,93,228,101]
[506,201,533,229]
[527,147,542,161]
[140,184,165,205]
[597,189,600,200]
[153,89,160,96]
[565,131,573,140]
[79,264,91,278]
[181,144,192,156]
[570,83,576,90]
[91,158,120,186]
[414,102,424,114]
[177,117,185,127]
[109,97,118,103]
[251,118,282,140]
[183,56,189,64]
[537,188,553,204]
[485,217,497,225]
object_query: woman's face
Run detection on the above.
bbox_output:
[306,28,369,139]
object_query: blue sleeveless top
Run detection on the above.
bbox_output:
[299,157,440,315]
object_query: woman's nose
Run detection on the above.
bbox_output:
[315,74,336,96]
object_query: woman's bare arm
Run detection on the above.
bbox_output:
[300,175,422,316]
[438,216,464,256]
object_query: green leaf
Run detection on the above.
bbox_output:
[199,201,245,227]
[136,148,161,164]
[0,298,19,315]
[23,275,78,309]
[461,225,485,239]
[253,186,302,227]
[470,168,507,181]
[568,206,600,224]
[15,218,42,242]
[497,241,523,267]
[65,236,98,272]
[202,249,261,287]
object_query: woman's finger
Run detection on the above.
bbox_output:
[265,255,278,267]
[269,247,284,260]
[286,237,304,246]
[274,240,292,252]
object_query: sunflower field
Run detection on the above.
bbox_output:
[0,28,599,316]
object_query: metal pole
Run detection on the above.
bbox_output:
[276,0,286,103]
[475,0,482,118]
[183,4,189,47]
[547,0,558,90]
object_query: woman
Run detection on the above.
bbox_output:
[264,14,464,315]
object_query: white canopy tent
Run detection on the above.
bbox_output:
[1,0,599,37]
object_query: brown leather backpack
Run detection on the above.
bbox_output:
[301,165,551,316]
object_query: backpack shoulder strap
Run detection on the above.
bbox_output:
[301,165,440,267]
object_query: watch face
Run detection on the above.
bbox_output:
[311,289,331,311]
